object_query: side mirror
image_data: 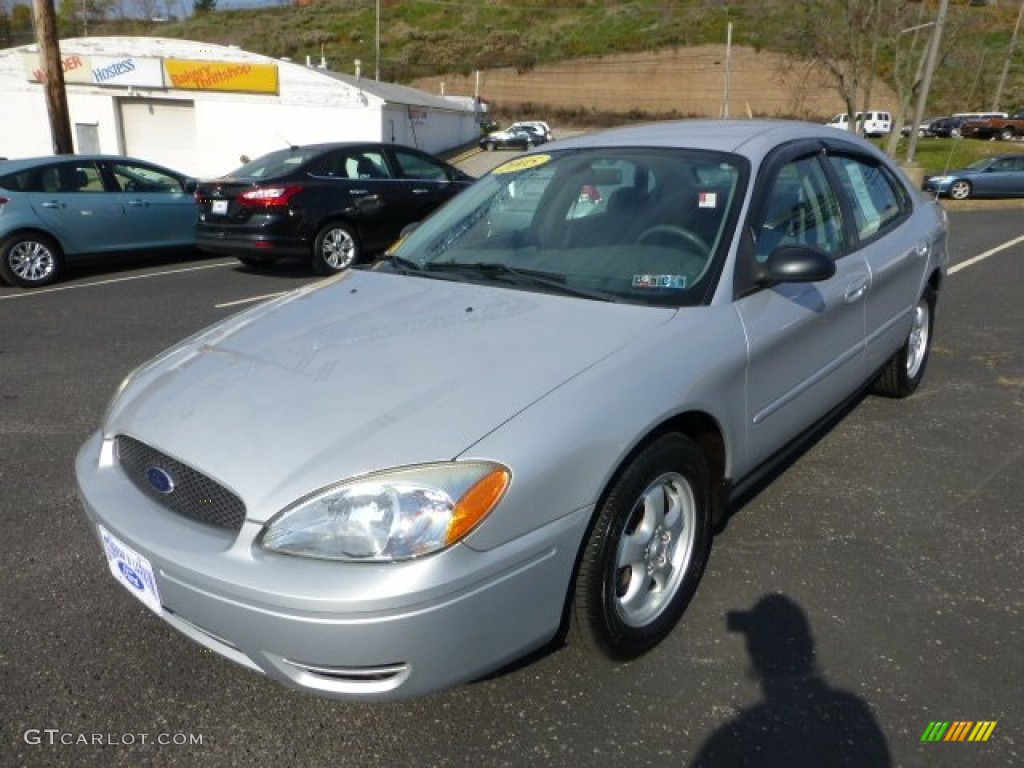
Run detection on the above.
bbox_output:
[754,245,836,286]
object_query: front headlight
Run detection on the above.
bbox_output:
[926,175,952,184]
[260,462,510,561]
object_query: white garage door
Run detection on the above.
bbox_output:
[120,98,197,173]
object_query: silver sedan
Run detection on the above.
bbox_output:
[76,120,947,701]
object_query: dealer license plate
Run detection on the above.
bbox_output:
[211,200,228,215]
[99,525,162,615]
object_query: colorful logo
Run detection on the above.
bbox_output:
[921,721,997,742]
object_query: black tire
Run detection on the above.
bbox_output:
[871,286,936,398]
[1000,127,1015,141]
[311,222,359,275]
[948,180,972,200]
[485,141,496,151]
[0,232,63,288]
[571,433,713,660]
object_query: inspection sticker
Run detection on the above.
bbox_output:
[698,191,717,208]
[632,274,688,289]
[492,154,552,175]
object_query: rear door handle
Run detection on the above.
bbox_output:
[127,199,148,207]
[41,201,65,209]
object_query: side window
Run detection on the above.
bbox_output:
[391,149,448,181]
[42,162,105,193]
[827,155,907,241]
[348,152,391,180]
[109,163,182,194]
[0,170,37,192]
[754,156,845,263]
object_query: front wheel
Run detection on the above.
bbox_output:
[948,180,972,200]
[312,222,359,275]
[871,286,935,398]
[571,433,712,660]
[0,233,63,288]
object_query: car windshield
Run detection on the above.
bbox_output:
[228,147,325,179]
[380,148,746,306]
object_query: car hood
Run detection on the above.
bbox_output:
[106,270,676,520]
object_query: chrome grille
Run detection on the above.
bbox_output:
[115,435,246,531]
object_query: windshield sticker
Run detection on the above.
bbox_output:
[633,274,688,289]
[492,154,552,175]
[698,191,717,208]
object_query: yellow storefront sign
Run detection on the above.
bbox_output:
[164,59,278,94]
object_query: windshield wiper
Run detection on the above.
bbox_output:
[425,261,617,302]
[382,253,423,272]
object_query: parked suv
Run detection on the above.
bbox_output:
[826,111,892,137]
[509,121,554,141]
[194,143,474,274]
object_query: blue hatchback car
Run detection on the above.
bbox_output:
[0,155,198,288]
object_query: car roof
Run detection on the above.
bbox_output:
[0,154,178,175]
[549,119,882,161]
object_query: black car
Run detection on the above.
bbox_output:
[925,116,967,139]
[478,128,544,151]
[195,143,475,274]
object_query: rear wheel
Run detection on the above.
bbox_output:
[871,286,935,398]
[1000,127,1015,141]
[948,180,972,200]
[571,433,712,660]
[312,222,359,274]
[0,233,63,288]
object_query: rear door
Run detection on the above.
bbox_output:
[824,150,928,374]
[308,148,400,251]
[27,159,126,254]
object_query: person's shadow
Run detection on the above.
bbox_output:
[692,594,891,767]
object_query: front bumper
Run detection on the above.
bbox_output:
[921,179,951,195]
[75,431,588,701]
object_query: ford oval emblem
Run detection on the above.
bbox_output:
[118,560,145,591]
[146,466,175,495]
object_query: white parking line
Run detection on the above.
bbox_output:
[949,234,1024,275]
[0,261,235,300]
[2,234,1019,303]
[215,292,288,308]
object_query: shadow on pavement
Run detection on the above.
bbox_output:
[692,593,891,767]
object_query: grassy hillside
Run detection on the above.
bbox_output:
[45,0,1024,119]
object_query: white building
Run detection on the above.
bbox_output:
[0,37,482,177]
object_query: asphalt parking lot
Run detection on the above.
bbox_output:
[1,184,1021,765]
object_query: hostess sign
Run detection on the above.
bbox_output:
[22,53,278,94]
[23,53,164,87]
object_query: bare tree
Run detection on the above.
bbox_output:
[787,0,890,136]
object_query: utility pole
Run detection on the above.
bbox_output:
[32,0,74,154]
[722,22,732,119]
[992,0,1024,112]
[906,0,949,166]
